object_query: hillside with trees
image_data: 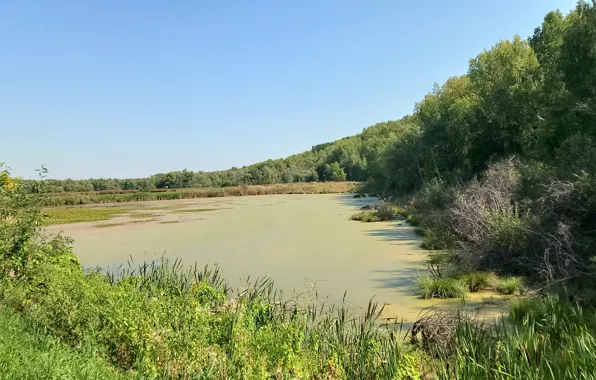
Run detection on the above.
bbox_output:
[22,118,415,193]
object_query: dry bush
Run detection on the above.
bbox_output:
[408,308,480,357]
[446,157,593,283]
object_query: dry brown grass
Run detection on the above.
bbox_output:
[43,182,361,206]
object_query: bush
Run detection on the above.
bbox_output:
[417,276,467,299]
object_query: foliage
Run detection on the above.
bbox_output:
[0,307,135,380]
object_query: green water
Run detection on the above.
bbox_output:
[47,194,437,322]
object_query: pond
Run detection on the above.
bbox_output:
[45,194,508,326]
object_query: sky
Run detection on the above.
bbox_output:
[1,0,578,180]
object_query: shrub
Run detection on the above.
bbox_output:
[432,297,596,379]
[417,276,467,299]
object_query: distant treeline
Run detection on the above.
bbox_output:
[22,119,412,194]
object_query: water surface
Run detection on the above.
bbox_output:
[47,194,503,325]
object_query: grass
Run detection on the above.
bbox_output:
[431,297,596,380]
[498,276,523,295]
[0,307,134,380]
[41,182,360,206]
[417,276,468,299]
[459,272,498,292]
[43,207,130,225]
[159,220,181,224]
[172,208,216,213]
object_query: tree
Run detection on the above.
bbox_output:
[322,162,347,182]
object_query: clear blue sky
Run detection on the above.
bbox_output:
[1,0,577,179]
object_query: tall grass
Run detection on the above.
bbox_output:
[431,297,596,380]
[497,276,524,295]
[41,182,360,206]
[417,276,467,299]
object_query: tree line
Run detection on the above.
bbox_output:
[366,1,596,198]
[22,119,412,193]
